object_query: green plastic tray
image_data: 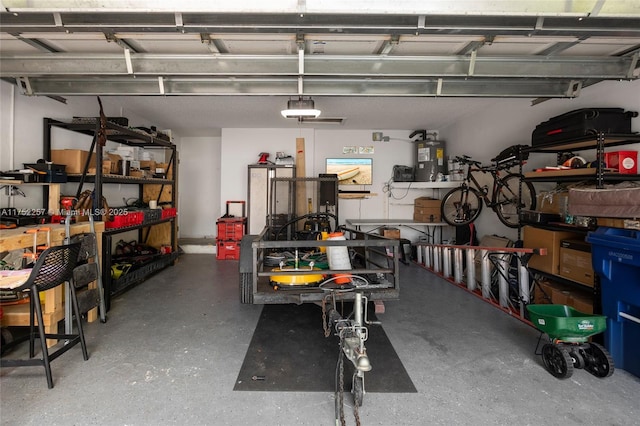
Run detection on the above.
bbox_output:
[526,304,607,343]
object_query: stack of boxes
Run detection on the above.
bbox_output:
[524,226,596,313]
[413,197,442,223]
[50,147,171,178]
[216,201,246,260]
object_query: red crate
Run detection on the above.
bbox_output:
[217,240,240,260]
[216,218,245,241]
[162,207,177,219]
[106,214,130,229]
[130,211,140,225]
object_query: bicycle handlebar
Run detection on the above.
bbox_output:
[454,155,522,171]
[454,155,483,168]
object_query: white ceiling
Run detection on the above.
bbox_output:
[1,1,639,132]
[103,94,508,132]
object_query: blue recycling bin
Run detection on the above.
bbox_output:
[587,227,640,378]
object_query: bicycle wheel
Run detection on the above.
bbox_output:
[441,187,483,226]
[494,173,536,228]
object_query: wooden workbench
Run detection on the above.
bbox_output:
[0,221,104,345]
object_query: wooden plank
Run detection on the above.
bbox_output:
[338,193,378,199]
[47,183,61,214]
[144,221,172,248]
[295,138,307,227]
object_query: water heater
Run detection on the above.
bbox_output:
[411,130,446,182]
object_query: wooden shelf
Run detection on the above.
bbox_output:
[390,181,461,189]
[339,192,378,199]
[522,133,640,153]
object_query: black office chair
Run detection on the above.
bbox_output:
[0,242,87,389]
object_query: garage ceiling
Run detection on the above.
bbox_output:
[1,1,639,130]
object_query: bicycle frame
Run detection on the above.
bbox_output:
[462,165,509,211]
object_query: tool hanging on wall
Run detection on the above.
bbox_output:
[257,152,270,164]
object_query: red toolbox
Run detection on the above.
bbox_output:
[217,219,245,241]
[216,200,245,260]
[217,240,240,260]
[216,200,246,241]
[605,150,638,174]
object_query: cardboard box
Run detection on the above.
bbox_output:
[414,197,440,208]
[597,217,640,230]
[380,227,400,239]
[536,191,569,215]
[570,290,594,314]
[88,160,111,175]
[413,212,441,223]
[414,197,441,222]
[51,149,95,174]
[139,160,156,171]
[523,226,581,275]
[535,277,595,313]
[534,280,554,304]
[155,162,172,179]
[551,286,573,305]
[559,239,595,287]
[106,153,123,174]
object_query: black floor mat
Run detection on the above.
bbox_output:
[234,303,416,393]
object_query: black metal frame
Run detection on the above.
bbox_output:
[43,118,179,311]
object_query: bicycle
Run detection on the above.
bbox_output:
[441,146,536,228]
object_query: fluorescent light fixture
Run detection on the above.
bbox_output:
[281,97,321,118]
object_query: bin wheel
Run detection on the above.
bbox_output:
[352,373,364,407]
[584,342,614,378]
[541,343,574,379]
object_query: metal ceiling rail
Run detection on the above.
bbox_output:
[2,12,640,37]
[1,53,636,79]
[7,76,583,98]
[2,0,640,16]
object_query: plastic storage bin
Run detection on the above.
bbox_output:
[587,227,640,378]
[217,240,240,260]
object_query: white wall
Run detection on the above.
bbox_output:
[219,128,419,232]
[220,127,315,216]
[0,82,171,212]
[441,79,640,242]
[4,79,639,242]
[313,129,416,222]
[177,136,221,238]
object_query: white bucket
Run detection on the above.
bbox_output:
[326,232,351,270]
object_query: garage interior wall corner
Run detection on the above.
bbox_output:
[441,79,640,241]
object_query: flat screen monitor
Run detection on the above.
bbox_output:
[325,158,373,185]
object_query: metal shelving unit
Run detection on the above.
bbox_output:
[520,132,640,313]
[522,133,640,188]
[43,118,178,310]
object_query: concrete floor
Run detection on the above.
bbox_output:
[1,254,639,426]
